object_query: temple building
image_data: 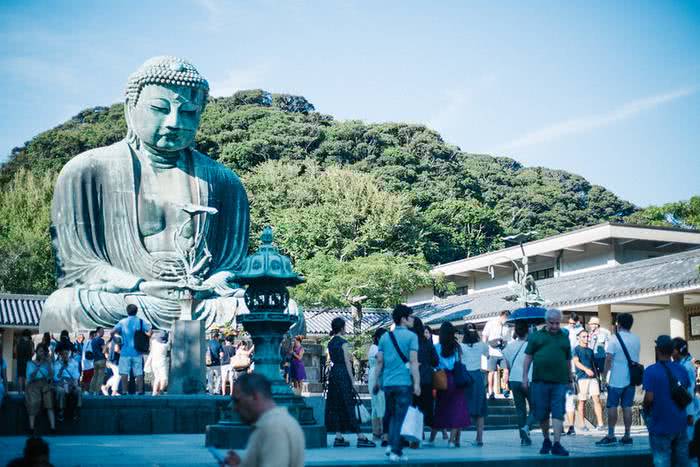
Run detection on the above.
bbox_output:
[406,222,700,365]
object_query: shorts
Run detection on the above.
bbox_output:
[577,378,600,400]
[487,356,505,371]
[531,382,567,422]
[221,364,236,383]
[118,355,144,376]
[607,386,635,408]
[25,380,53,416]
[151,362,169,382]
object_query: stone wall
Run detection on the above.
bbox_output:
[0,394,231,436]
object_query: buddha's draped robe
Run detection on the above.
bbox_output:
[40,140,249,332]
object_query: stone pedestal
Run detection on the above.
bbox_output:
[205,312,326,448]
[169,320,206,394]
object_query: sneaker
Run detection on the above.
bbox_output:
[566,426,576,436]
[519,429,532,446]
[357,438,376,448]
[595,425,606,432]
[101,385,109,396]
[595,436,618,446]
[620,436,633,445]
[503,390,511,399]
[539,438,552,455]
[551,442,569,456]
[333,438,350,447]
[388,453,408,463]
[488,393,496,400]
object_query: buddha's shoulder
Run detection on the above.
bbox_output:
[190,149,243,185]
[59,140,131,175]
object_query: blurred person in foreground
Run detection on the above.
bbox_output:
[221,373,304,467]
[7,436,53,467]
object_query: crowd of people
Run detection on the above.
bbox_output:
[6,299,700,465]
[320,304,700,466]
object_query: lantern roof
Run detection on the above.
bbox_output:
[235,227,305,286]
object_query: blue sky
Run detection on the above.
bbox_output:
[0,0,698,207]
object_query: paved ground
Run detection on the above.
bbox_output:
[0,427,650,466]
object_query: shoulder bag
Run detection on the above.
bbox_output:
[134,319,150,353]
[615,332,643,386]
[453,346,473,388]
[660,361,692,410]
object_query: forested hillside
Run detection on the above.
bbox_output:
[4,89,691,307]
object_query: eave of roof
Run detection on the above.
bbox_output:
[432,222,700,277]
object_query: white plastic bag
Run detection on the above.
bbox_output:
[400,406,424,442]
[355,401,371,424]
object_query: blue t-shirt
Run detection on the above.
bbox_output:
[643,361,690,435]
[221,344,235,365]
[573,346,595,380]
[208,339,223,366]
[114,316,152,357]
[377,326,418,387]
[91,337,106,361]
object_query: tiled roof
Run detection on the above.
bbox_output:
[304,308,392,335]
[0,293,47,328]
[418,247,700,325]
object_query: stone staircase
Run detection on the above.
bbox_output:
[354,396,519,431]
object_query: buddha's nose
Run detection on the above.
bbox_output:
[164,109,184,131]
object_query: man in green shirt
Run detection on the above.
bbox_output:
[522,308,574,457]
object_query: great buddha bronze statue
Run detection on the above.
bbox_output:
[40,56,250,332]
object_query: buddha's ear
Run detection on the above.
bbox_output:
[124,102,135,129]
[124,103,139,146]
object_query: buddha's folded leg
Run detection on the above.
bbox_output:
[41,288,181,332]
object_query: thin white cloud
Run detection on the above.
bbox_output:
[209,63,273,97]
[497,85,698,152]
[192,0,226,32]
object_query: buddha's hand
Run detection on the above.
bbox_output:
[197,271,240,299]
[139,280,190,300]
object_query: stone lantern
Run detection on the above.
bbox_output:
[205,227,325,448]
[236,226,304,397]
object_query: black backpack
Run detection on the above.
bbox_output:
[134,319,150,353]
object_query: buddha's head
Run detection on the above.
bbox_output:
[125,56,209,153]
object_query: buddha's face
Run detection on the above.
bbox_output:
[129,84,205,153]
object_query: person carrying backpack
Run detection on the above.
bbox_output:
[596,313,641,447]
[113,304,152,395]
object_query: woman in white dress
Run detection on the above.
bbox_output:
[367,327,387,444]
[145,331,170,395]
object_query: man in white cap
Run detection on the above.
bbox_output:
[587,317,610,375]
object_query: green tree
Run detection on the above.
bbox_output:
[292,253,433,308]
[244,160,423,261]
[0,170,56,294]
